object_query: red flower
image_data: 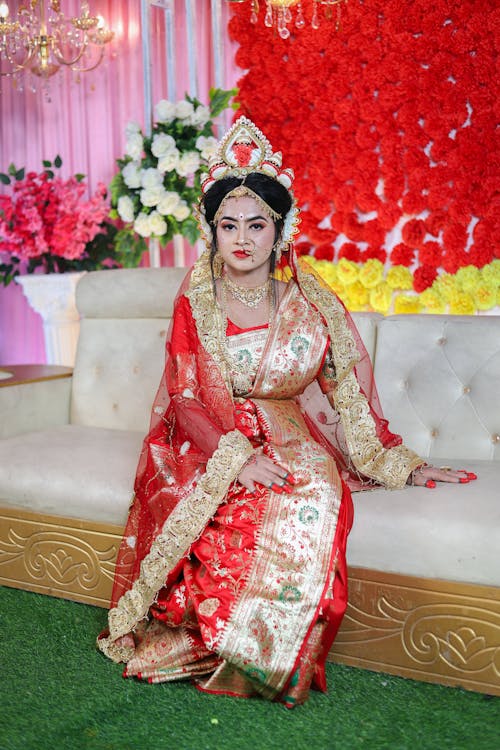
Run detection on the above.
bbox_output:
[295,241,313,257]
[402,218,427,248]
[361,246,387,263]
[443,223,467,253]
[338,242,361,262]
[419,241,443,268]
[390,243,415,267]
[413,265,438,293]
[313,242,335,261]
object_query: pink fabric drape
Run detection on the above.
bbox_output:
[0,0,239,364]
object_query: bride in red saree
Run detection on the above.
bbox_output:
[98,117,468,706]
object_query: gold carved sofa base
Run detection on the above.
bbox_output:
[1,269,499,698]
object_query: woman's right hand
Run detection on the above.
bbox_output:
[237,452,296,494]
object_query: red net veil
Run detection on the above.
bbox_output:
[109,243,403,608]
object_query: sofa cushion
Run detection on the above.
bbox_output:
[0,425,144,525]
[373,315,500,461]
[349,458,499,587]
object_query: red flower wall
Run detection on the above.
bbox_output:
[228,0,500,286]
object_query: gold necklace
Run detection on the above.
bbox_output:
[223,274,271,308]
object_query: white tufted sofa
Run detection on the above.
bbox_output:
[0,268,499,696]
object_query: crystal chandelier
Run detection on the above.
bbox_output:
[227,0,347,39]
[0,1,114,86]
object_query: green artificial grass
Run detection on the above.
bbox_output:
[1,586,498,750]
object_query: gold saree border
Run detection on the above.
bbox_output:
[98,429,253,663]
[296,263,423,489]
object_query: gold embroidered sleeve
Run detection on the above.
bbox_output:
[97,429,254,663]
[332,372,423,489]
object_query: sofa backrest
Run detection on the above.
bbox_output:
[373,314,500,461]
[71,267,187,432]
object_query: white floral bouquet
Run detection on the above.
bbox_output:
[109,88,236,265]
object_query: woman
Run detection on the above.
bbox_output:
[98,117,472,707]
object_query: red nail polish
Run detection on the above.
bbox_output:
[288,474,297,485]
[459,477,469,483]
[425,480,436,488]
[467,472,477,480]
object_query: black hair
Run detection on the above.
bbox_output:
[202,172,292,280]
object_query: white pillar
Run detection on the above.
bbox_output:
[15,272,86,367]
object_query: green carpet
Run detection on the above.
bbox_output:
[1,586,498,750]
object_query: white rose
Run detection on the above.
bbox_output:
[133,212,152,238]
[122,162,142,189]
[173,202,190,222]
[125,121,141,138]
[191,105,211,127]
[117,195,135,223]
[140,185,166,207]
[155,99,176,123]
[149,210,167,237]
[157,191,181,216]
[140,167,163,189]
[196,135,218,161]
[151,133,176,158]
[125,132,143,160]
[177,150,200,177]
[175,100,194,120]
[157,149,180,173]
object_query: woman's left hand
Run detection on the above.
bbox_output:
[409,464,477,488]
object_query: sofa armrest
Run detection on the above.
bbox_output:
[0,365,73,438]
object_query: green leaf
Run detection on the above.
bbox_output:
[209,87,238,117]
[75,173,85,182]
[7,163,17,176]
[182,216,200,246]
[54,155,62,168]
[109,173,126,206]
[0,173,10,185]
[42,159,52,168]
[14,168,25,181]
[44,169,54,179]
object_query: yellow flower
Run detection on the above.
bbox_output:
[472,282,497,311]
[386,265,413,290]
[394,295,423,314]
[433,273,458,302]
[345,281,370,310]
[369,282,393,314]
[312,259,338,287]
[449,290,476,315]
[420,288,447,314]
[481,260,500,286]
[359,258,384,289]
[337,258,360,285]
[455,265,481,293]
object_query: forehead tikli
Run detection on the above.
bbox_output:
[220,197,271,222]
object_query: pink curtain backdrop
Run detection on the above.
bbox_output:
[0,0,239,364]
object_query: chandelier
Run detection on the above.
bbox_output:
[227,0,347,39]
[0,1,114,86]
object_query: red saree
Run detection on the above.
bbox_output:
[98,251,422,706]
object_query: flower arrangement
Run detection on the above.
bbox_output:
[230,0,499,288]
[109,88,236,263]
[0,157,117,287]
[305,256,500,316]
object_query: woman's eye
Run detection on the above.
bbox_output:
[220,222,236,231]
[250,223,265,231]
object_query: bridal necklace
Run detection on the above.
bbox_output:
[223,273,271,308]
